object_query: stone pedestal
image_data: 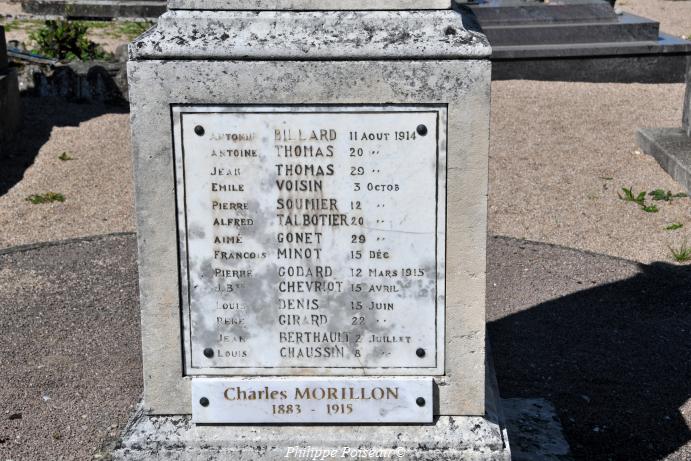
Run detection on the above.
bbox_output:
[637,61,691,193]
[126,1,507,459]
[457,0,691,83]
[0,26,21,149]
[113,359,509,460]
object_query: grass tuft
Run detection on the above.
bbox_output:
[26,192,65,204]
[619,187,686,214]
[665,223,684,231]
[649,189,688,202]
[618,187,646,206]
[670,241,691,263]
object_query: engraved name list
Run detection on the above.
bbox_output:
[172,105,447,376]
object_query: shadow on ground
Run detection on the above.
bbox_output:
[0,96,128,196]
[488,235,691,461]
[0,234,141,460]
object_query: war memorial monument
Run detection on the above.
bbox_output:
[119,0,508,458]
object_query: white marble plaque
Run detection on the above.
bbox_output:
[191,377,433,423]
[172,105,446,376]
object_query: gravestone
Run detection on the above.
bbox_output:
[21,0,166,19]
[457,0,691,83]
[637,61,691,193]
[0,26,21,150]
[120,1,508,459]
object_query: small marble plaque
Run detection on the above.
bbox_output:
[172,105,446,376]
[191,377,433,423]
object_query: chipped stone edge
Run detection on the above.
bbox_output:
[128,10,491,61]
[113,413,510,460]
[169,0,453,10]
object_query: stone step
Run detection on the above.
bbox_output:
[459,0,617,26]
[480,13,659,46]
[637,128,691,194]
[20,0,166,19]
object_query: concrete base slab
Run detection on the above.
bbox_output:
[636,128,691,193]
[503,398,573,461]
[112,413,510,461]
[0,68,21,146]
[112,357,510,460]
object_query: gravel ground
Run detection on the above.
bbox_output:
[0,234,141,461]
[620,0,691,38]
[0,97,135,249]
[489,80,690,265]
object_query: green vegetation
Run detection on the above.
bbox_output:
[648,189,687,202]
[26,192,66,204]
[114,21,152,40]
[29,20,110,61]
[669,241,691,263]
[2,18,152,59]
[62,20,152,39]
[618,187,646,206]
[0,19,43,34]
[2,18,151,39]
[58,152,74,161]
[619,187,688,214]
[665,223,684,231]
